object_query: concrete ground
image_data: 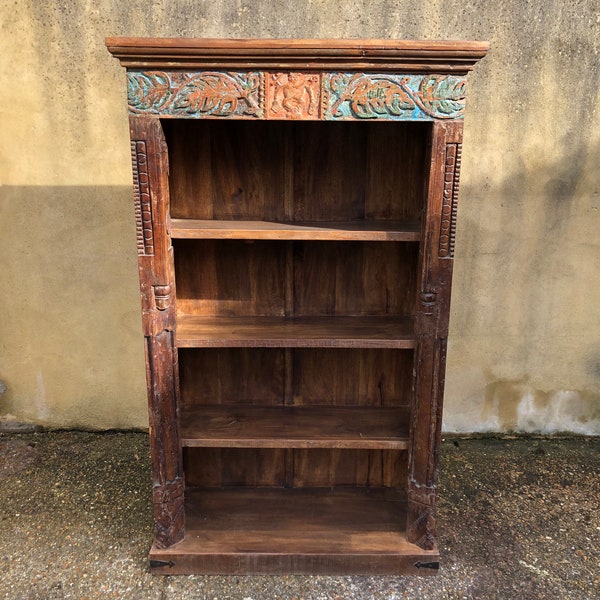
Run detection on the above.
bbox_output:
[0,432,598,599]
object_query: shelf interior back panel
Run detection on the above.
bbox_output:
[173,240,419,320]
[178,348,413,407]
[184,447,407,488]
[163,120,429,223]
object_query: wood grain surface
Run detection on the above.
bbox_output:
[175,315,415,348]
[180,405,410,449]
[106,37,489,73]
[170,219,421,241]
[149,488,439,574]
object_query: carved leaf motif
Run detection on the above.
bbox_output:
[127,71,262,117]
[349,78,415,118]
[419,76,466,117]
[326,73,467,121]
[128,72,172,111]
[173,75,241,116]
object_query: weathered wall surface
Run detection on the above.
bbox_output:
[1,1,598,433]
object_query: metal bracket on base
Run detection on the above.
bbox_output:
[150,559,175,569]
[414,561,440,570]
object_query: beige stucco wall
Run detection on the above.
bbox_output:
[1,1,598,433]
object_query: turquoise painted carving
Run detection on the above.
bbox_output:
[127,71,263,118]
[323,73,467,120]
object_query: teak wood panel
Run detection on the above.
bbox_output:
[184,448,406,488]
[292,449,406,488]
[174,240,418,318]
[174,239,286,316]
[292,241,418,317]
[178,348,285,406]
[165,121,428,223]
[165,121,288,220]
[178,348,413,407]
[184,448,287,487]
[292,348,413,407]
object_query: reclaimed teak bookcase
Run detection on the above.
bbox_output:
[106,38,488,575]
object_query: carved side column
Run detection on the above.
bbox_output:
[407,120,463,549]
[130,116,184,548]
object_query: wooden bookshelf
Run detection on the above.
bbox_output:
[107,36,488,575]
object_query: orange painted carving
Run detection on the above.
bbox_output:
[265,72,321,119]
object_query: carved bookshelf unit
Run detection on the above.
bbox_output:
[106,37,488,575]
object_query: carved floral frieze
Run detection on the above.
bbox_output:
[323,73,466,120]
[127,70,467,121]
[128,71,263,118]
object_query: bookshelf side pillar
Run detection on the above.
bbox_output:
[129,115,184,548]
[408,120,464,550]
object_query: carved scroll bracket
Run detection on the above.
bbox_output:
[153,284,173,311]
[416,289,442,337]
[142,307,175,338]
[137,257,175,333]
[419,290,438,316]
[141,286,176,336]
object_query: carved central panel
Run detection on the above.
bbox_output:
[265,72,321,119]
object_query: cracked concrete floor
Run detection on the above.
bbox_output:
[0,432,598,599]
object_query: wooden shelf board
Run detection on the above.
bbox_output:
[176,316,416,349]
[149,488,439,575]
[170,219,421,241]
[180,405,410,449]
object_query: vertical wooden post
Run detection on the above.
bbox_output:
[407,120,464,549]
[129,116,184,548]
